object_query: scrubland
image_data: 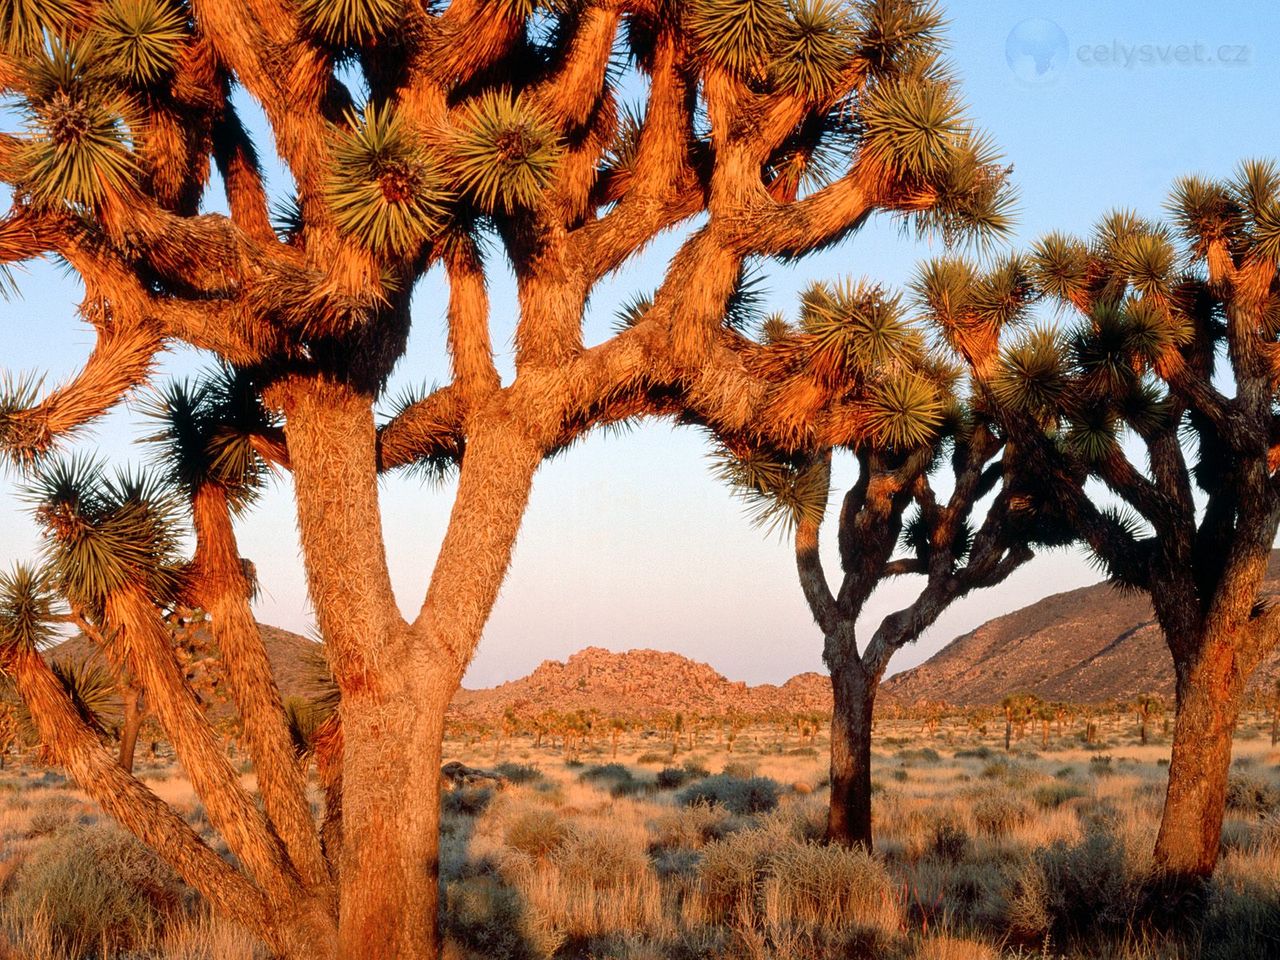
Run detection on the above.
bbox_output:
[0,715,1277,960]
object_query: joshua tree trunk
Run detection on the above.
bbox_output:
[826,659,876,850]
[1154,635,1247,880]
[118,682,143,773]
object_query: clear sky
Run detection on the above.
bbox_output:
[2,1,1278,688]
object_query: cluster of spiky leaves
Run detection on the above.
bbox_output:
[1168,159,1280,267]
[326,103,449,254]
[27,456,183,617]
[0,564,61,656]
[91,0,187,85]
[140,369,276,513]
[771,0,857,99]
[50,658,121,733]
[687,0,793,80]
[0,0,84,54]
[449,91,563,213]
[300,0,403,45]
[796,279,917,385]
[17,39,140,207]
[710,448,828,535]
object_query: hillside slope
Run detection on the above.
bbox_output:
[883,554,1280,706]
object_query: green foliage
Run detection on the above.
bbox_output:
[449,90,562,213]
[51,658,121,733]
[991,327,1067,418]
[92,0,187,85]
[0,563,60,654]
[798,279,915,382]
[688,0,790,78]
[27,457,182,614]
[771,0,856,100]
[301,0,404,45]
[862,373,942,448]
[327,103,449,254]
[859,77,965,181]
[18,40,139,207]
[852,0,944,78]
[676,772,782,815]
[141,369,276,512]
[0,0,84,54]
[711,449,828,536]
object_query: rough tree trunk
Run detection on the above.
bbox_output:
[826,660,875,850]
[118,682,142,773]
[1153,635,1246,880]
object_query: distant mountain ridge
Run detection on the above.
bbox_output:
[882,553,1280,706]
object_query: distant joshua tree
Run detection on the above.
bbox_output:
[714,256,1072,849]
[0,1,1013,955]
[1132,693,1164,746]
[1010,165,1280,883]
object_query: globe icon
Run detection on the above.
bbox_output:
[1005,18,1069,85]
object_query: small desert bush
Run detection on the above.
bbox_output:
[897,748,941,764]
[761,841,900,936]
[445,875,556,960]
[676,774,781,816]
[494,762,543,785]
[1225,773,1280,816]
[635,752,667,765]
[9,821,185,957]
[1032,781,1088,809]
[443,786,495,817]
[648,801,733,852]
[971,793,1031,837]
[930,819,970,862]
[505,809,571,860]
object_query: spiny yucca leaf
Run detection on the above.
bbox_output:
[859,77,965,181]
[611,291,653,333]
[711,448,829,536]
[900,508,972,565]
[910,256,976,328]
[1233,158,1280,217]
[861,374,941,448]
[0,0,84,53]
[28,457,183,613]
[991,327,1067,417]
[300,0,404,45]
[1072,306,1134,397]
[771,0,856,99]
[51,658,121,731]
[270,193,305,241]
[450,90,563,213]
[141,369,273,512]
[799,279,914,381]
[1084,506,1150,592]
[1166,175,1240,253]
[19,42,139,207]
[1122,296,1189,364]
[327,103,449,254]
[907,129,1015,245]
[1116,378,1168,437]
[1095,209,1149,255]
[1110,230,1174,297]
[853,0,944,78]
[1029,232,1089,303]
[1064,410,1119,464]
[93,0,187,85]
[759,311,794,344]
[689,0,790,77]
[0,564,61,654]
[602,102,644,179]
[724,263,768,332]
[0,372,44,450]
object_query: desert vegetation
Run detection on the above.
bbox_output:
[0,0,1278,958]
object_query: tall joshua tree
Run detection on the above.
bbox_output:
[715,255,1065,849]
[0,1,1008,955]
[1009,162,1280,883]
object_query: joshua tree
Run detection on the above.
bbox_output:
[1132,692,1164,746]
[0,0,1009,954]
[1011,162,1280,882]
[714,256,1066,849]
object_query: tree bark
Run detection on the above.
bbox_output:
[826,659,875,850]
[1153,636,1246,880]
[118,682,142,773]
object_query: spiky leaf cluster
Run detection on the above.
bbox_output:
[852,0,944,79]
[17,40,138,207]
[327,103,449,254]
[859,78,964,180]
[688,0,791,79]
[92,0,187,85]
[900,508,972,566]
[449,91,563,213]
[0,0,83,54]
[141,369,276,512]
[771,0,856,100]
[0,564,61,656]
[27,457,183,615]
[300,0,404,46]
[991,327,1067,419]
[711,448,828,536]
[50,658,121,732]
[797,279,915,384]
[861,373,942,448]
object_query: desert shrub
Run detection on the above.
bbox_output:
[1054,766,1076,778]
[786,746,818,757]
[1033,782,1087,809]
[648,801,733,852]
[445,875,549,960]
[635,752,666,765]
[696,829,777,919]
[762,841,900,935]
[721,760,758,779]
[443,786,495,817]
[931,819,970,863]
[1088,755,1115,777]
[653,847,702,879]
[656,766,691,789]
[682,759,711,779]
[1199,875,1280,960]
[979,759,1035,787]
[1226,774,1280,816]
[972,794,1031,837]
[898,747,941,764]
[505,809,570,859]
[892,769,910,782]
[1010,826,1142,941]
[9,822,184,956]
[552,825,652,892]
[579,763,632,784]
[494,762,542,785]
[25,794,79,837]
[677,774,781,816]
[954,746,993,760]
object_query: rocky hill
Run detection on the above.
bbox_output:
[449,646,833,719]
[882,554,1280,706]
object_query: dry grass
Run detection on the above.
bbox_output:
[0,713,1278,958]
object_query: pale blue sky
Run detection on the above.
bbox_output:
[2,1,1277,687]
